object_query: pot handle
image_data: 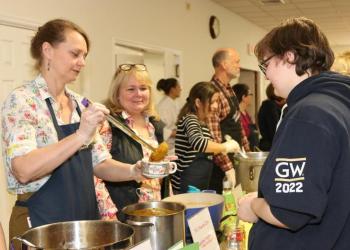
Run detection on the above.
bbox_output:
[249,165,261,180]
[11,236,37,249]
[126,219,155,227]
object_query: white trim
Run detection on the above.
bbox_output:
[113,38,182,55]
[112,37,183,80]
[0,13,39,31]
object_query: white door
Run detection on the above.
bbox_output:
[0,23,36,244]
[114,42,182,105]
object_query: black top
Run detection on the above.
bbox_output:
[249,72,350,250]
[257,99,281,151]
[105,114,164,221]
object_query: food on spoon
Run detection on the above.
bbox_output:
[149,142,169,162]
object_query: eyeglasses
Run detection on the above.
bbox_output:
[258,55,275,76]
[119,64,147,71]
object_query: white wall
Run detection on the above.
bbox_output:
[0,0,268,244]
[0,0,267,101]
[332,45,350,55]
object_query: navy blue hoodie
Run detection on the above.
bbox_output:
[249,72,350,250]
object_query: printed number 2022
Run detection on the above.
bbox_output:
[275,182,303,193]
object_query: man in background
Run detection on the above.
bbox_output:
[208,48,248,193]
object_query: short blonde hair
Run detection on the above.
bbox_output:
[106,67,158,118]
[332,51,350,76]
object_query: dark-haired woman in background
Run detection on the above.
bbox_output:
[172,82,240,193]
[232,83,259,151]
[156,78,182,155]
[257,83,285,151]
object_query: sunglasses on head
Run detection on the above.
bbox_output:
[119,64,147,71]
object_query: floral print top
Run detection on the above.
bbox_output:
[100,111,161,202]
[94,177,117,220]
[1,75,111,194]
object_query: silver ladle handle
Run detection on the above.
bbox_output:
[81,98,156,152]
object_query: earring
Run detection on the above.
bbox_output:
[47,60,51,71]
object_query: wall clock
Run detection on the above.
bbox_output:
[209,15,220,39]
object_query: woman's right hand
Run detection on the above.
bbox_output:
[77,103,110,144]
[222,139,240,153]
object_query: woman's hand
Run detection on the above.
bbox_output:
[225,168,236,187]
[130,161,145,182]
[222,139,240,153]
[237,192,259,223]
[77,103,110,144]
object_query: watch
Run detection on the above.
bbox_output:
[209,15,220,39]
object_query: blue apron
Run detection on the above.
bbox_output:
[16,98,99,228]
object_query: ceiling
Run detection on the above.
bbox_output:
[211,0,350,47]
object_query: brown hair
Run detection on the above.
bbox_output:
[177,81,219,122]
[30,19,90,70]
[255,17,334,76]
[232,83,250,103]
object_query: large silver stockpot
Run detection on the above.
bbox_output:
[122,201,185,250]
[234,151,269,192]
[12,220,134,249]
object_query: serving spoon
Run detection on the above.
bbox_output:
[81,98,168,161]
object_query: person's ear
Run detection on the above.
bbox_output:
[221,60,228,70]
[42,42,53,60]
[195,98,202,109]
[284,51,295,66]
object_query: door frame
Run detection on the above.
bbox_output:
[112,38,183,104]
[0,14,39,246]
[0,14,38,31]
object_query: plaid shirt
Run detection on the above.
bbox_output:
[208,77,238,171]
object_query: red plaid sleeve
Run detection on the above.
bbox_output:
[208,91,234,171]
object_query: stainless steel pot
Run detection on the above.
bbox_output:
[12,220,134,249]
[234,151,269,192]
[122,201,185,250]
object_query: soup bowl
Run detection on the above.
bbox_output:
[141,160,177,178]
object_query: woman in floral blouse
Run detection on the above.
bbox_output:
[1,19,142,245]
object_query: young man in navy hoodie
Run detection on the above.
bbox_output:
[238,17,350,250]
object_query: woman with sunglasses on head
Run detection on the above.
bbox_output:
[1,19,143,247]
[237,17,350,250]
[100,64,165,221]
[171,82,240,194]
